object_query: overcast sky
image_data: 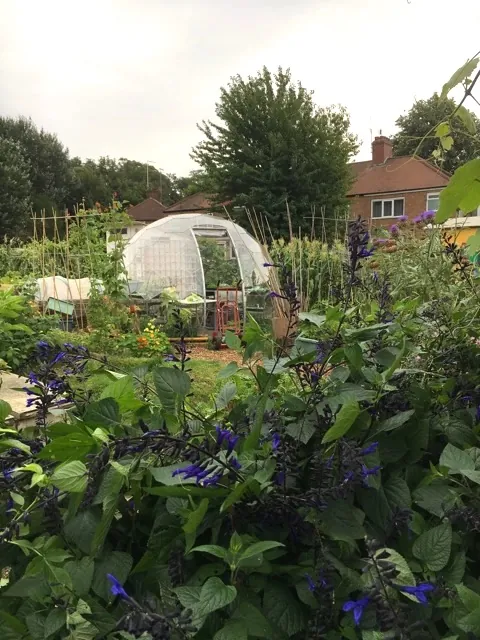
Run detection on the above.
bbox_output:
[1,0,479,176]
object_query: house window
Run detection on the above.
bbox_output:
[371,198,404,219]
[426,193,440,211]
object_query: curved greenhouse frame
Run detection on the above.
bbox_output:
[124,213,269,324]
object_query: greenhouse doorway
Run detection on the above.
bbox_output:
[193,227,242,331]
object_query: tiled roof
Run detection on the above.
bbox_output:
[127,198,167,222]
[164,192,213,213]
[348,156,450,196]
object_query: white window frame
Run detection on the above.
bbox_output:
[371,198,405,219]
[426,192,440,212]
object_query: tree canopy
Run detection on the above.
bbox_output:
[0,116,73,214]
[191,67,358,238]
[0,137,32,237]
[392,93,480,174]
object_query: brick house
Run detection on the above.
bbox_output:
[348,136,450,228]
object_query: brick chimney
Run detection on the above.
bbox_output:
[372,136,393,165]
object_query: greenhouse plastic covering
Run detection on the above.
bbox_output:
[124,214,269,300]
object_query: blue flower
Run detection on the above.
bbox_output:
[27,372,39,385]
[395,582,435,605]
[358,247,374,259]
[106,573,128,599]
[6,497,15,513]
[216,426,240,453]
[342,596,369,625]
[37,340,50,350]
[360,442,379,456]
[361,464,381,478]
[305,574,316,592]
[164,354,176,362]
[229,456,242,471]
[343,471,355,482]
[263,262,276,267]
[2,468,14,481]
[274,470,285,485]
[272,433,281,451]
[202,473,222,487]
[267,291,284,299]
[51,351,66,365]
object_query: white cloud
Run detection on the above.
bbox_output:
[1,0,479,175]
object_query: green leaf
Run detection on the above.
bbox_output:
[375,410,414,434]
[440,443,475,473]
[442,550,466,586]
[239,541,284,562]
[441,56,479,97]
[64,510,99,554]
[217,362,239,379]
[0,399,12,422]
[382,336,407,382]
[153,366,191,413]
[373,549,416,598]
[44,608,66,638]
[413,481,458,518]
[412,523,452,571]
[174,585,201,609]
[283,394,307,412]
[0,438,31,454]
[344,344,363,370]
[214,621,248,640]
[322,402,360,444]
[220,476,258,512]
[37,433,95,462]
[83,398,120,429]
[65,557,95,595]
[321,501,365,540]
[150,464,199,486]
[436,158,480,223]
[51,461,88,493]
[91,469,124,554]
[25,613,45,640]
[263,583,306,637]
[100,376,143,412]
[190,545,228,561]
[383,476,411,509]
[456,105,477,134]
[225,331,242,350]
[183,498,209,543]
[195,577,237,617]
[285,419,316,444]
[215,381,237,410]
[298,312,326,327]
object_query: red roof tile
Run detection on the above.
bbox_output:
[348,156,450,196]
[127,198,167,222]
[164,192,213,213]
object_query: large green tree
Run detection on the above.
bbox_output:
[0,137,32,236]
[69,157,179,209]
[0,116,73,213]
[191,67,358,238]
[392,93,480,174]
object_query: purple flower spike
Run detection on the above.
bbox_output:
[398,214,408,223]
[342,596,369,625]
[390,224,399,235]
[360,442,379,456]
[272,433,281,451]
[421,210,436,221]
[267,291,283,299]
[395,582,435,605]
[107,573,128,599]
[413,215,423,224]
[305,574,316,592]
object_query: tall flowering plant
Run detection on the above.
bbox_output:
[1,252,480,640]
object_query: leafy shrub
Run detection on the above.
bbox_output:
[3,220,480,640]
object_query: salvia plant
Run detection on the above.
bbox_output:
[2,216,480,640]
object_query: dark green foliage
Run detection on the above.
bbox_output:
[192,67,358,238]
[0,137,32,237]
[0,116,73,215]
[196,238,240,289]
[392,92,480,173]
